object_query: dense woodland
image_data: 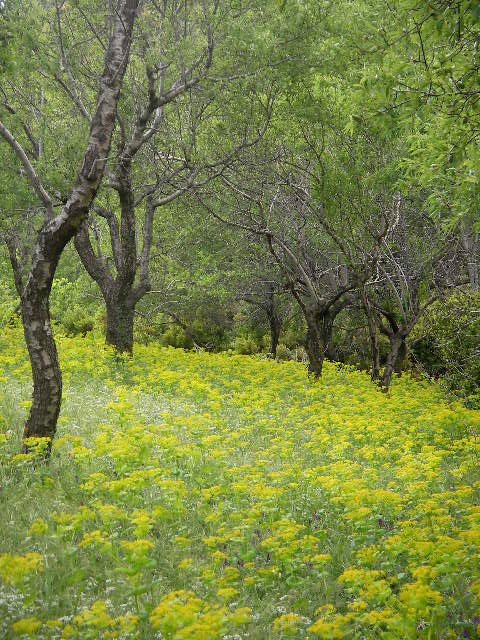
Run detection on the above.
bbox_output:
[0,1,480,638]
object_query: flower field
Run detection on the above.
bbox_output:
[0,328,480,639]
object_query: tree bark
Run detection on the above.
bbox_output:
[105,296,136,354]
[305,313,324,377]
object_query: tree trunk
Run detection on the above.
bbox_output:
[381,332,404,391]
[105,297,136,354]
[6,237,62,450]
[21,284,61,450]
[394,338,407,375]
[305,314,324,377]
[368,323,380,382]
[321,313,336,361]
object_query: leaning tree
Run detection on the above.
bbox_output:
[0,0,139,449]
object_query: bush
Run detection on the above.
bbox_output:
[159,325,193,350]
[50,278,101,336]
[275,343,293,361]
[231,335,260,355]
[412,289,480,406]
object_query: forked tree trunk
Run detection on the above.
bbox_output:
[298,296,351,377]
[75,191,155,356]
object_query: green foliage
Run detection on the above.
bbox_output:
[413,289,480,406]
[0,253,18,327]
[50,278,101,337]
[231,334,261,355]
[0,280,18,327]
[350,0,480,226]
[158,324,194,350]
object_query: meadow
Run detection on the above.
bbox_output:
[0,328,479,639]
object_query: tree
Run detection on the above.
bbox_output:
[69,0,282,353]
[197,154,356,375]
[71,0,215,353]
[353,0,480,288]
[0,0,139,450]
[367,198,463,390]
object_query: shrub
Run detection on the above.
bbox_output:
[412,289,480,406]
[275,343,293,361]
[50,278,101,336]
[231,335,260,355]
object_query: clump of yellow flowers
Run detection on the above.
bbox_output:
[0,326,479,638]
[149,589,251,639]
[0,552,44,585]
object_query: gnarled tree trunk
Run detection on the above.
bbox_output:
[21,248,64,447]
[75,206,151,355]
[296,295,352,377]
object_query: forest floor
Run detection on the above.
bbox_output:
[0,328,479,639]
